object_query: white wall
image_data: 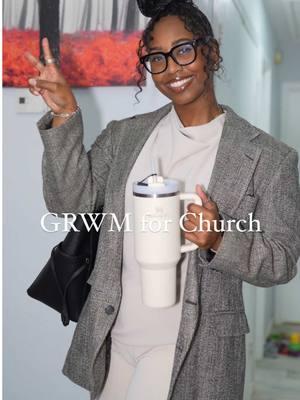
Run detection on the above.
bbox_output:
[277,42,300,145]
[274,43,300,324]
[279,43,300,83]
[4,1,279,399]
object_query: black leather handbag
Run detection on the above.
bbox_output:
[27,210,103,326]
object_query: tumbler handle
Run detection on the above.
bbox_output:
[179,193,202,253]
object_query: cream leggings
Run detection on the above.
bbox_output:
[98,338,176,400]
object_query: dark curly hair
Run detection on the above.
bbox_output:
[135,0,223,102]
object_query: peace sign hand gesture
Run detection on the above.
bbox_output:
[25,37,77,115]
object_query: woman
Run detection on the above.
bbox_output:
[26,1,300,399]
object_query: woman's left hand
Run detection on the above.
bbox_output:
[183,184,223,251]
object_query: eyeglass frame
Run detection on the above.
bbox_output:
[139,36,211,75]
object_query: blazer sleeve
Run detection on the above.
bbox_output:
[37,109,115,216]
[198,149,300,287]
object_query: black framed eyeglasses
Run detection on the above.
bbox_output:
[140,37,210,75]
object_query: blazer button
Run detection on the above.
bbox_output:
[105,305,115,315]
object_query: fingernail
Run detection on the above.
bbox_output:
[28,78,36,86]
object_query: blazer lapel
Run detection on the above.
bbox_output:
[206,105,262,214]
[110,104,171,189]
[105,104,173,277]
[108,103,172,225]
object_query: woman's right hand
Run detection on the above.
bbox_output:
[25,37,78,114]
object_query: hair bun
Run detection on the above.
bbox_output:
[136,0,193,18]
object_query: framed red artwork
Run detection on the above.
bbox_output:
[3,0,148,87]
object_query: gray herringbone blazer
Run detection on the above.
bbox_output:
[37,103,300,400]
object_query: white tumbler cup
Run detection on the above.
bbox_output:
[133,176,201,308]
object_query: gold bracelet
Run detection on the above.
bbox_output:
[50,105,80,118]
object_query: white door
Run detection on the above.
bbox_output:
[254,62,275,359]
[281,82,300,153]
[274,82,300,324]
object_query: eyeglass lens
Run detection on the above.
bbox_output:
[145,43,196,74]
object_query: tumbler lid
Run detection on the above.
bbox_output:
[133,175,179,197]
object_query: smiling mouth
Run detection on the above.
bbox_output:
[167,76,194,91]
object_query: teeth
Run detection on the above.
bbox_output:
[169,77,193,88]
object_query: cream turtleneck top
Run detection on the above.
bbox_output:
[111,106,226,346]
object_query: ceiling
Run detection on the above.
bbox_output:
[263,0,300,46]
